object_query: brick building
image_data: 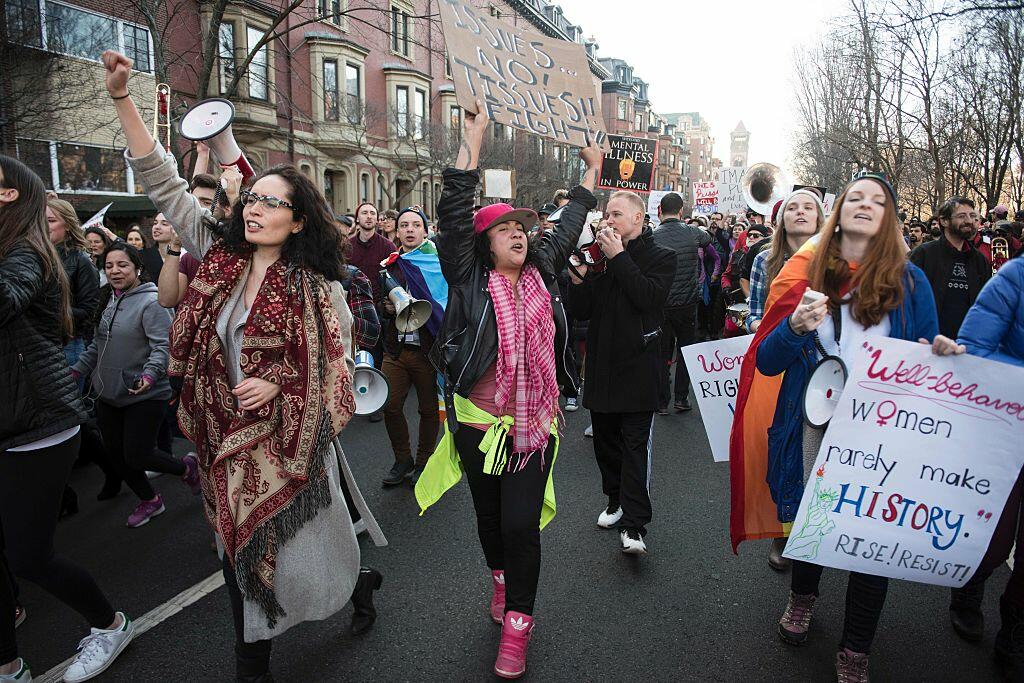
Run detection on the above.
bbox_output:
[664,112,716,207]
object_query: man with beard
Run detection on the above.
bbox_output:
[909,196,990,339]
[906,219,925,249]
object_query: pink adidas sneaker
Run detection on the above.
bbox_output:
[494,610,533,679]
[490,570,506,624]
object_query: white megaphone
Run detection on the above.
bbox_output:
[380,270,432,333]
[802,356,848,429]
[352,350,389,415]
[178,98,256,183]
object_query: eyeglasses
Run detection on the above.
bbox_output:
[240,190,295,210]
[952,212,978,221]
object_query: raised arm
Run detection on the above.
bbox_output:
[436,103,489,286]
[534,142,602,274]
[103,50,217,257]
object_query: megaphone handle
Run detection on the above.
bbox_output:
[443,381,459,434]
[223,154,255,184]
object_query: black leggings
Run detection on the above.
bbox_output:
[455,423,552,616]
[222,556,272,678]
[0,434,115,663]
[791,560,889,653]
[95,399,185,501]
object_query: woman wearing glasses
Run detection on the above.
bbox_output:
[104,50,385,681]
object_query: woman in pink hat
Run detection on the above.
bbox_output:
[415,104,603,679]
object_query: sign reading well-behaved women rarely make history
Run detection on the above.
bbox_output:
[438,0,606,149]
[598,135,658,193]
[783,336,1024,587]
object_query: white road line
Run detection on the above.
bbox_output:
[38,571,224,683]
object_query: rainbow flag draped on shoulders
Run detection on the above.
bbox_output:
[383,239,450,421]
[383,240,449,337]
[728,239,817,552]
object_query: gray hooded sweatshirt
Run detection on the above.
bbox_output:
[74,282,172,407]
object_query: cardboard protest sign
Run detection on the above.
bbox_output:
[823,193,837,215]
[438,0,606,148]
[784,336,1024,587]
[483,169,515,198]
[598,135,657,193]
[693,181,718,215]
[647,190,670,228]
[681,336,752,462]
[717,166,746,215]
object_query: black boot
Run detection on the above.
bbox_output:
[351,567,383,635]
[951,580,986,642]
[235,641,272,683]
[995,595,1024,681]
[58,486,79,519]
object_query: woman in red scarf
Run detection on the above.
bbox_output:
[103,51,385,681]
[415,104,602,679]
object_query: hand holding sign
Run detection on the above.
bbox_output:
[456,99,490,171]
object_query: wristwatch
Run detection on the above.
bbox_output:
[166,246,182,257]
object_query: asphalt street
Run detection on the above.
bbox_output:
[16,397,1008,682]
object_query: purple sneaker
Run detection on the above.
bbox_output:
[127,496,165,528]
[181,453,201,495]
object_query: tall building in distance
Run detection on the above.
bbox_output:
[730,121,749,168]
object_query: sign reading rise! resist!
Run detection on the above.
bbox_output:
[598,135,658,193]
[438,0,606,148]
[681,336,752,462]
[784,336,1024,587]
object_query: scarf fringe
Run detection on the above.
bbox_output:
[232,410,335,627]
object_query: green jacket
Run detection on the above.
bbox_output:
[414,394,559,529]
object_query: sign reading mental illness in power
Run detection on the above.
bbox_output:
[784,336,1024,587]
[598,135,657,193]
[438,0,606,148]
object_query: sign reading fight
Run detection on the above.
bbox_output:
[438,0,606,148]
[598,135,657,193]
[784,336,1024,587]
[681,336,751,462]
[692,181,718,215]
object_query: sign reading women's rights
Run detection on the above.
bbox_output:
[681,336,752,462]
[784,336,1024,587]
[598,135,658,193]
[438,0,606,148]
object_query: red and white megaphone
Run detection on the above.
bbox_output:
[549,206,607,279]
[178,98,256,183]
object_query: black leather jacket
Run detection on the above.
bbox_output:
[430,168,595,428]
[1,246,88,450]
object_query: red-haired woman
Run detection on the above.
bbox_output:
[746,174,960,680]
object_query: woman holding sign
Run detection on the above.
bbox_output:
[956,256,1024,678]
[415,102,602,680]
[732,173,959,681]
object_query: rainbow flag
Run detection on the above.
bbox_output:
[395,240,448,337]
[387,240,449,421]
[728,241,815,551]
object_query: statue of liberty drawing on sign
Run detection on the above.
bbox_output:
[785,465,839,561]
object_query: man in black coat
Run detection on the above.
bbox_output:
[566,190,676,556]
[909,196,990,339]
[652,192,711,413]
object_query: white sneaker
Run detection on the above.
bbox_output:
[565,397,579,412]
[353,518,367,535]
[583,424,593,438]
[62,612,134,683]
[145,471,162,480]
[0,659,32,682]
[597,505,622,529]
[620,528,647,555]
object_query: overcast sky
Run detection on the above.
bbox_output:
[553,0,846,182]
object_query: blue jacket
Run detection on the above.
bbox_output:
[756,263,939,522]
[958,257,1024,368]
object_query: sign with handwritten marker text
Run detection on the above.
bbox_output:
[681,336,752,462]
[784,336,1024,586]
[438,0,606,148]
[692,181,719,215]
[717,166,746,215]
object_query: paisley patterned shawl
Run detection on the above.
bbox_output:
[168,241,356,626]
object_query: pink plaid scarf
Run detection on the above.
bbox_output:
[488,265,558,458]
